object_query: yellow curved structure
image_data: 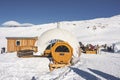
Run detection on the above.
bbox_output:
[46,41,73,71]
[51,41,73,64]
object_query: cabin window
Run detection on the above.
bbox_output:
[55,45,69,52]
[16,40,20,46]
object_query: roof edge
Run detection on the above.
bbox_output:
[6,37,38,40]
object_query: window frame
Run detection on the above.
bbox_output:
[16,40,21,46]
[55,45,69,52]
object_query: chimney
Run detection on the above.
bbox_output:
[57,22,60,28]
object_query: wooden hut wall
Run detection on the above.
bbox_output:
[7,37,37,52]
[7,39,16,52]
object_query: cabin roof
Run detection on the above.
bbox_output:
[6,37,38,40]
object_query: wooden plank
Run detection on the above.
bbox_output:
[7,39,16,52]
[86,50,97,54]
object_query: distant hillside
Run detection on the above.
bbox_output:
[0,15,120,49]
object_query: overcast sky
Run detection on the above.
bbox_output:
[0,0,120,25]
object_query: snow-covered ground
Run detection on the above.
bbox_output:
[0,53,50,80]
[0,15,120,80]
[0,52,120,80]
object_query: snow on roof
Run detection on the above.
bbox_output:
[6,37,38,39]
[35,28,80,57]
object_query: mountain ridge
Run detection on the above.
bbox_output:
[0,14,120,49]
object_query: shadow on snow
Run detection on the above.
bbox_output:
[70,67,100,80]
[70,67,120,80]
[88,68,120,80]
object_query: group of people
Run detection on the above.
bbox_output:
[79,42,99,53]
[102,44,114,52]
[79,42,118,54]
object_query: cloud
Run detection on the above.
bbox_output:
[2,21,34,27]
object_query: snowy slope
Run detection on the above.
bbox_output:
[0,15,120,49]
[0,15,120,80]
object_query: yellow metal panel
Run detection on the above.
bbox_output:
[51,42,73,64]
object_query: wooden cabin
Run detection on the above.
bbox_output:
[6,37,38,52]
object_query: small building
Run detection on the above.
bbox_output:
[6,37,38,52]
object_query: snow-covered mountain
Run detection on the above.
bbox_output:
[0,15,120,49]
[2,20,34,27]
